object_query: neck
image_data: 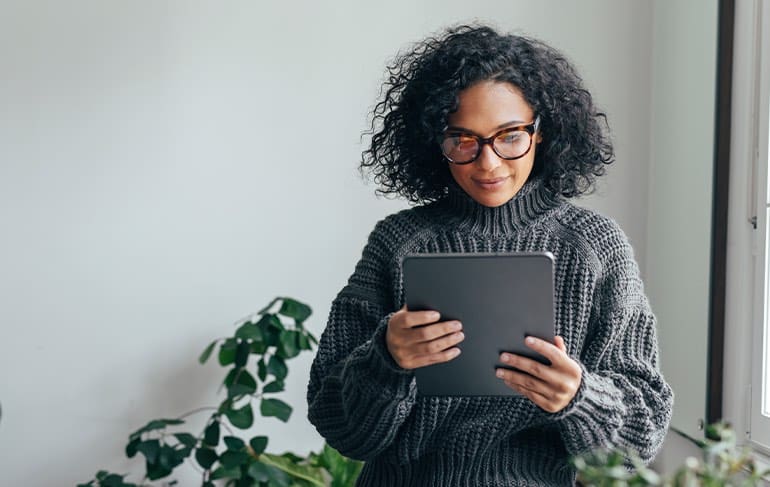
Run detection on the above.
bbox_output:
[440,178,562,235]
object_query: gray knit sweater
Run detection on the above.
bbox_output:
[307,179,673,486]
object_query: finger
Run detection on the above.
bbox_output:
[398,309,442,329]
[413,320,462,343]
[496,367,552,397]
[554,335,567,353]
[499,352,560,384]
[408,347,462,369]
[418,330,465,355]
[523,336,567,366]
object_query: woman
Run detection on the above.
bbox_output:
[307,24,673,486]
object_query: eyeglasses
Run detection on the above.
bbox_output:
[439,116,541,165]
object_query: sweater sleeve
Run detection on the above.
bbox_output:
[555,227,673,464]
[306,220,418,461]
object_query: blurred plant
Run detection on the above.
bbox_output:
[79,297,362,487]
[573,422,770,486]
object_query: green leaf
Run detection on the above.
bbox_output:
[249,436,268,455]
[267,355,288,381]
[261,453,325,487]
[129,418,184,440]
[218,399,232,414]
[235,340,250,368]
[125,437,140,458]
[297,332,312,351]
[158,443,184,471]
[174,433,197,448]
[262,380,284,394]
[277,330,300,359]
[224,369,257,398]
[210,464,242,480]
[99,472,135,487]
[195,447,218,469]
[235,322,263,342]
[219,338,238,366]
[146,457,173,481]
[173,443,193,462]
[278,298,312,323]
[136,439,160,464]
[261,313,284,331]
[199,340,218,364]
[250,340,267,355]
[248,461,291,486]
[219,450,250,468]
[225,404,254,429]
[279,452,305,463]
[204,420,220,447]
[224,436,245,451]
[228,383,257,398]
[257,358,268,381]
[258,315,284,347]
[260,398,292,422]
[256,297,280,315]
[318,444,363,487]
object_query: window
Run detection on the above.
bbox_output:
[749,0,770,451]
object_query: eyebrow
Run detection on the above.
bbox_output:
[445,119,530,134]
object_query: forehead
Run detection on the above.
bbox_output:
[447,80,534,132]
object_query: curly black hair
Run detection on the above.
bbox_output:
[360,24,615,203]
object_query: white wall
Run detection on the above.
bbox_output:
[0,1,657,485]
[647,0,718,440]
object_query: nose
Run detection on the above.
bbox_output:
[475,144,503,171]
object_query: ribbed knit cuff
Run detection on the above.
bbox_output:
[554,365,626,452]
[347,313,416,400]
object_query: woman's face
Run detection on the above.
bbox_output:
[445,80,540,207]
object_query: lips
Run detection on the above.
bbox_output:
[473,176,509,189]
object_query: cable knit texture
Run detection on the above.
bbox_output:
[307,178,673,486]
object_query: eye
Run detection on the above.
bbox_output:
[447,134,475,147]
[498,131,523,144]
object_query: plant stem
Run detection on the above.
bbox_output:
[177,407,218,421]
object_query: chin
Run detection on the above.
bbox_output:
[473,193,515,207]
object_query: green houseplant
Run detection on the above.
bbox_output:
[79,297,362,487]
[572,422,770,486]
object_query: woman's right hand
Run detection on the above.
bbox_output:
[385,306,465,370]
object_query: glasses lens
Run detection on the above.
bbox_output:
[493,129,531,159]
[441,134,478,163]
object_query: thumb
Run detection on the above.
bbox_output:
[554,335,567,352]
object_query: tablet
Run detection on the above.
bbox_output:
[402,252,555,396]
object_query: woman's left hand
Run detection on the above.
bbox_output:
[496,336,582,413]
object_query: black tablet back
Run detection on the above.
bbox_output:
[402,252,555,396]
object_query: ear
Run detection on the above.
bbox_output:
[535,132,543,144]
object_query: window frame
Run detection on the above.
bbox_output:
[748,0,770,451]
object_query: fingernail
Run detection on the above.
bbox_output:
[500,353,511,362]
[430,312,441,320]
[453,321,463,330]
[525,337,535,345]
[496,369,504,378]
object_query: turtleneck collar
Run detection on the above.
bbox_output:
[439,177,563,235]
